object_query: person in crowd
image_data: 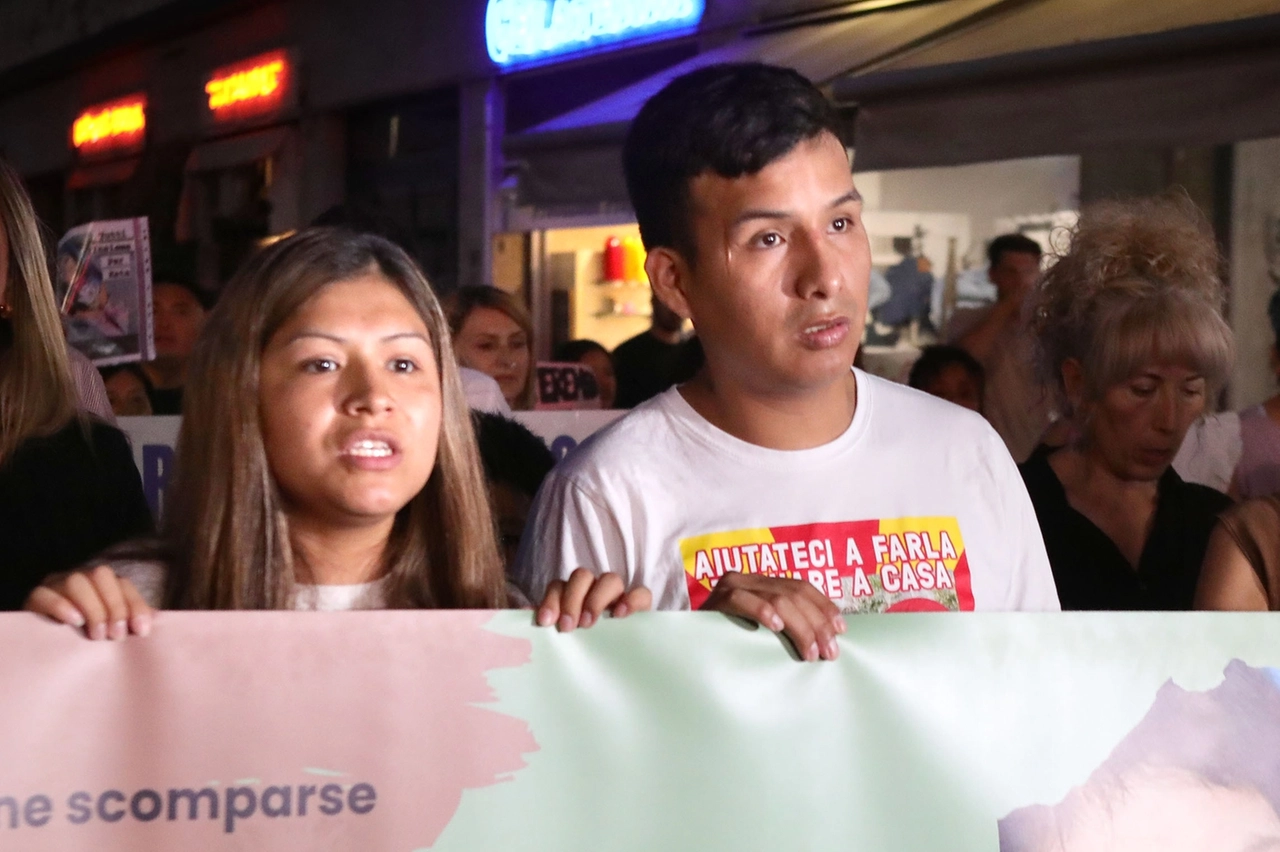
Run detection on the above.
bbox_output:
[473,412,557,570]
[312,202,510,415]
[907,344,984,413]
[142,280,210,414]
[1019,195,1234,611]
[948,233,1055,462]
[0,158,152,610]
[100,363,153,417]
[554,339,617,408]
[26,229,646,636]
[514,62,1058,664]
[445,285,535,410]
[1228,289,1280,497]
[1195,494,1280,610]
[612,293,702,408]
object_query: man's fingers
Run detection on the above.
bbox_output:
[24,586,86,627]
[771,596,822,662]
[580,573,624,627]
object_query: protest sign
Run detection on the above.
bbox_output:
[2,612,1279,850]
[55,218,154,366]
[118,410,622,522]
[533,362,601,410]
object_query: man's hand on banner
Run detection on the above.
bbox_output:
[699,574,846,662]
[24,565,153,640]
[537,569,652,632]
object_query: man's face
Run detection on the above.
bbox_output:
[678,132,869,397]
[989,250,1041,300]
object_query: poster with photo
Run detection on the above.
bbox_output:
[55,217,154,366]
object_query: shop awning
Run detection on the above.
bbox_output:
[835,0,1280,169]
[505,0,1008,213]
[184,126,291,172]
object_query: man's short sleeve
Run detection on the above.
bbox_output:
[511,470,630,603]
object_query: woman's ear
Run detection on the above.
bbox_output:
[644,247,693,321]
[1061,357,1087,414]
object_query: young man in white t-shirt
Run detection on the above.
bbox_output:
[515,63,1059,661]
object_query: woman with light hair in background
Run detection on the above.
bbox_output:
[445,285,536,410]
[0,158,152,610]
[1019,195,1234,610]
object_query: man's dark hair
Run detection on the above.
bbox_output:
[908,345,984,392]
[987,233,1042,269]
[471,412,556,499]
[623,62,845,264]
[553,339,611,363]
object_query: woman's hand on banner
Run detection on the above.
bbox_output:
[24,566,153,640]
[700,574,846,662]
[537,568,652,631]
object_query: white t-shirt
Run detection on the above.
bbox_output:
[514,369,1059,613]
[460,367,512,415]
[118,561,390,611]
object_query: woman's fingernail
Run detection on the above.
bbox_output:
[579,611,595,628]
[66,611,86,628]
[826,638,840,660]
[89,622,106,641]
[834,617,847,634]
[558,614,575,632]
[536,608,555,627]
[805,642,820,662]
[110,620,127,641]
[130,615,152,637]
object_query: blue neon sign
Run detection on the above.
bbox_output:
[486,0,705,67]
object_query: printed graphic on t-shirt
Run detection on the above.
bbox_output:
[679,518,973,613]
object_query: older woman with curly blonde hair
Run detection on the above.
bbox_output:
[1020,195,1234,610]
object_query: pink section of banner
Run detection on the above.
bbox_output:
[0,612,536,850]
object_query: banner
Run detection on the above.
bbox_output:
[3,612,1280,850]
[118,411,622,522]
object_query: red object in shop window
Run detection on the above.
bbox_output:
[603,236,625,282]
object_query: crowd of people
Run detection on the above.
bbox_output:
[5,61,1280,660]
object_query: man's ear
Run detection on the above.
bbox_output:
[645,247,693,320]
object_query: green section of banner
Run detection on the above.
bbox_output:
[437,612,1280,850]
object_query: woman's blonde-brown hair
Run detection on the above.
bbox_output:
[1031,194,1234,414]
[445,285,536,409]
[163,228,506,609]
[0,158,78,464]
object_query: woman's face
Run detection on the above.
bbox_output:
[258,273,442,532]
[104,370,152,417]
[453,306,530,406]
[578,348,616,408]
[1081,362,1207,482]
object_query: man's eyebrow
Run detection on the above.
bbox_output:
[730,189,864,228]
[831,189,862,207]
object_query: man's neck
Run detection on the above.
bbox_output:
[288,516,394,585]
[143,358,187,390]
[678,368,857,451]
[649,326,684,346]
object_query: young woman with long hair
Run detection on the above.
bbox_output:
[445,285,536,410]
[0,158,151,610]
[26,229,644,634]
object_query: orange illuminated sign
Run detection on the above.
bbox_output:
[71,95,146,155]
[205,50,291,120]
